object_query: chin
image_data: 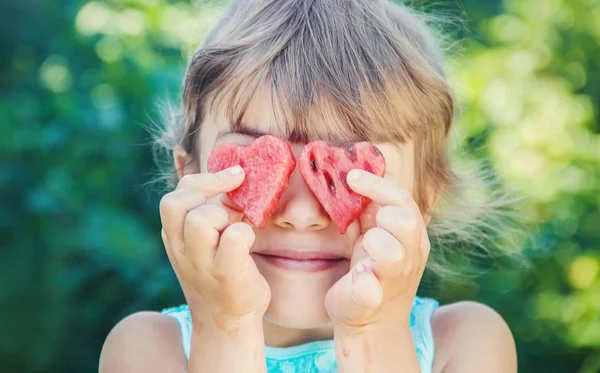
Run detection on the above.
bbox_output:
[254,255,349,329]
[264,288,331,329]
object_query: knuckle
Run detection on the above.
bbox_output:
[371,226,390,240]
[186,205,215,228]
[225,222,254,242]
[402,210,419,230]
[365,227,405,263]
[377,205,418,232]
[185,205,228,240]
[362,227,379,246]
[159,193,179,215]
[421,237,431,256]
[178,174,197,188]
[376,205,401,223]
[160,189,208,216]
[364,227,391,249]
[370,176,386,193]
[390,185,411,205]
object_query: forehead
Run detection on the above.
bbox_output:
[205,83,370,147]
[198,86,410,181]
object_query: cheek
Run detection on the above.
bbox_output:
[198,133,215,173]
[199,147,211,173]
[198,116,232,172]
[393,167,415,195]
[377,144,415,195]
[343,217,365,248]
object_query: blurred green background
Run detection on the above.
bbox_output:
[1,0,599,372]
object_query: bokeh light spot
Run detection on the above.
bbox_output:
[39,55,72,93]
[75,2,112,36]
[569,256,599,289]
[115,9,147,36]
[96,37,123,63]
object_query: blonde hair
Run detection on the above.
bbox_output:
[154,0,529,279]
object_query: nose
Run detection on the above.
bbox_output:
[271,152,331,232]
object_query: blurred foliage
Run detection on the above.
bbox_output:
[1,0,598,372]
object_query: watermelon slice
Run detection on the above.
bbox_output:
[299,141,385,233]
[207,135,296,228]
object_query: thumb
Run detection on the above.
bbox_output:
[351,262,384,310]
[326,261,383,325]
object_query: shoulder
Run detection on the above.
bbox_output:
[430,301,517,373]
[99,311,187,373]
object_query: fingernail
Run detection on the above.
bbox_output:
[347,169,362,181]
[229,165,243,175]
[355,263,368,273]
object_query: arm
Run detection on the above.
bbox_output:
[99,312,188,373]
[326,169,433,373]
[432,302,518,373]
[99,312,267,373]
[334,325,421,373]
[188,316,266,373]
[334,301,517,373]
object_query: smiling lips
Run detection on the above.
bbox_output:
[254,249,347,272]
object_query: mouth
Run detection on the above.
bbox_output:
[253,249,347,273]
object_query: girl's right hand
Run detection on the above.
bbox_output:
[159,166,271,331]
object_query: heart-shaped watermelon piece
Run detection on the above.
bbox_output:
[207,135,296,228]
[299,141,385,233]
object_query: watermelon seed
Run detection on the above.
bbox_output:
[310,153,317,171]
[371,145,382,156]
[323,171,336,195]
[347,146,356,160]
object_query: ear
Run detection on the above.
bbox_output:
[173,145,196,180]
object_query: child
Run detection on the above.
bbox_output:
[100,0,520,372]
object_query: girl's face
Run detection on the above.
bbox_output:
[184,88,418,336]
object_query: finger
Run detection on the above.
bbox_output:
[183,204,229,266]
[176,166,245,198]
[161,228,183,269]
[375,205,421,260]
[161,228,191,287]
[363,227,405,262]
[351,262,384,309]
[362,227,410,279]
[160,189,209,253]
[358,201,381,234]
[217,193,246,224]
[421,223,431,257]
[349,235,370,268]
[347,169,427,252]
[325,262,383,325]
[212,222,256,280]
[346,169,419,213]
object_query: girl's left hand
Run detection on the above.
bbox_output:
[324,168,430,330]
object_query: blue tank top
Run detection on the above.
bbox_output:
[162,296,439,373]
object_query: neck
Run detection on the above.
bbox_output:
[262,318,335,347]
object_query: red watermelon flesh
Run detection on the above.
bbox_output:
[207,135,296,228]
[300,141,385,233]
